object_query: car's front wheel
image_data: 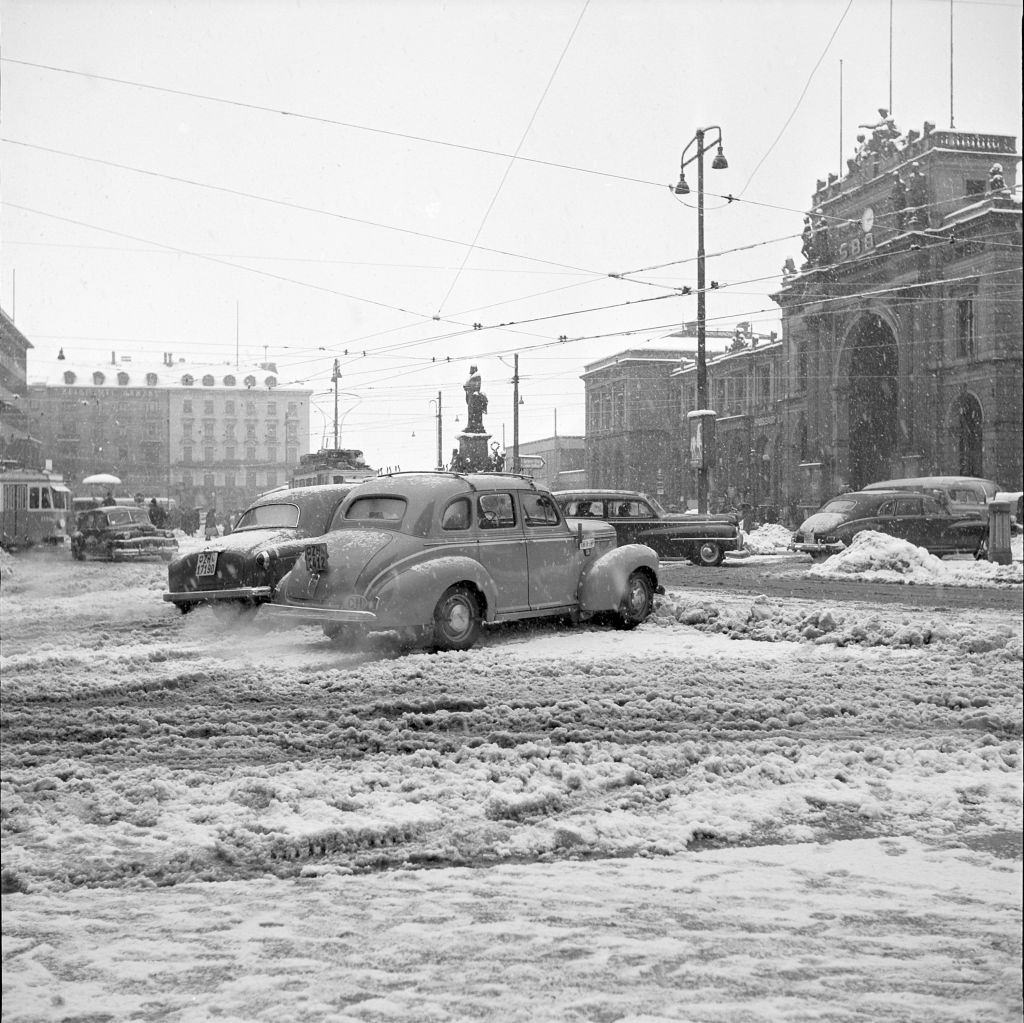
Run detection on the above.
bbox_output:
[694,540,725,567]
[614,570,654,630]
[432,585,481,651]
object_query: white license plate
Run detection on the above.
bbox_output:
[305,543,328,574]
[197,551,218,576]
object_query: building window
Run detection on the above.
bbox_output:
[286,447,298,465]
[182,374,194,387]
[204,474,215,493]
[117,372,130,386]
[796,342,808,392]
[956,298,975,357]
[224,400,235,417]
[205,446,214,463]
[246,470,257,491]
[246,401,256,417]
[93,372,105,386]
[183,446,193,464]
[226,446,236,462]
[203,419,215,437]
[246,445,257,461]
[183,400,192,414]
[266,446,278,463]
[265,376,277,389]
[203,400,214,415]
[266,471,278,488]
[145,421,158,439]
[267,402,278,418]
[244,375,257,389]
[223,375,236,387]
[202,374,215,387]
[224,472,236,491]
[287,402,298,417]
[965,179,986,197]
[182,420,193,437]
[182,473,193,489]
[146,372,158,386]
[63,371,76,385]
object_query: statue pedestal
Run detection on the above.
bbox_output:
[457,432,492,472]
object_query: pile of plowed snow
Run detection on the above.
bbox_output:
[744,523,794,555]
[808,530,1022,586]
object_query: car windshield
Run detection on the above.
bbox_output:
[106,508,146,526]
[234,503,300,530]
[343,497,406,523]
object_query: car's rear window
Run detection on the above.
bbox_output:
[344,497,407,522]
[235,503,300,529]
[949,488,981,504]
[820,499,859,514]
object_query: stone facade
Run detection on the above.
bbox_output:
[773,123,1022,516]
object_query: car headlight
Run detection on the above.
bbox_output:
[255,550,271,569]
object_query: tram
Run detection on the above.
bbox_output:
[0,466,72,551]
[289,448,376,488]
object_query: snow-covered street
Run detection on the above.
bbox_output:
[2,538,1021,1022]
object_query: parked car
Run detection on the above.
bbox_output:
[791,489,989,560]
[70,506,178,562]
[861,476,1000,518]
[261,472,663,652]
[551,489,743,566]
[162,483,354,615]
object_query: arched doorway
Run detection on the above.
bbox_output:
[953,393,984,476]
[845,314,899,488]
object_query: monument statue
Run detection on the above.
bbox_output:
[463,364,488,434]
[988,163,1007,194]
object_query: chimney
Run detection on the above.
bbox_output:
[111,350,116,365]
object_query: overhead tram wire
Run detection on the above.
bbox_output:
[0,57,667,191]
[434,0,590,317]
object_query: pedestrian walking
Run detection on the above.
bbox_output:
[204,507,218,540]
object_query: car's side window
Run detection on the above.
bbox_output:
[521,493,561,527]
[877,501,897,516]
[894,498,920,516]
[478,493,516,529]
[922,497,944,515]
[441,498,471,530]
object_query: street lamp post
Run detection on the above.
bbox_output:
[429,392,443,470]
[675,126,728,514]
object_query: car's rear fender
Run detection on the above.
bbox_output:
[370,554,499,625]
[579,543,660,612]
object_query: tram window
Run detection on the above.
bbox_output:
[52,489,68,510]
[41,488,52,509]
[29,486,40,509]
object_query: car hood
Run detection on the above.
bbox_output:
[797,512,848,536]
[194,526,302,556]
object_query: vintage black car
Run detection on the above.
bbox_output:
[70,506,178,562]
[162,484,353,614]
[792,489,989,560]
[552,489,743,566]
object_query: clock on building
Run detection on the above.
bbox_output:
[860,207,875,233]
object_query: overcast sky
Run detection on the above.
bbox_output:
[2,0,1021,470]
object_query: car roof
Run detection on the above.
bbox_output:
[363,471,545,496]
[827,490,922,502]
[249,483,353,508]
[863,476,997,490]
[551,489,649,500]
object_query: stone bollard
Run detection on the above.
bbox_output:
[986,499,1012,565]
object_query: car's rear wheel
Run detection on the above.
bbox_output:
[323,623,357,645]
[613,570,654,630]
[695,540,725,567]
[432,585,481,651]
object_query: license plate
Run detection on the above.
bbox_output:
[197,551,218,576]
[305,543,328,574]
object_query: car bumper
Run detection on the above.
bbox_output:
[792,541,845,557]
[112,543,178,558]
[259,603,378,625]
[163,585,273,604]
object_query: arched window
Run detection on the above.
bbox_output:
[244,375,256,389]
[953,393,984,476]
[223,375,236,387]
[202,374,215,387]
[265,375,277,389]
[63,371,77,385]
[92,371,105,386]
[181,374,194,387]
[146,373,159,386]
[117,372,130,386]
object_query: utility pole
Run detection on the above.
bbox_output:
[435,390,443,469]
[331,359,341,448]
[512,353,520,473]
